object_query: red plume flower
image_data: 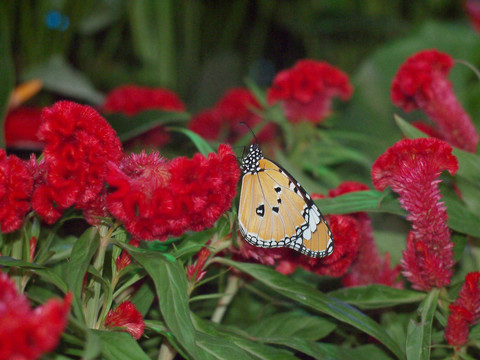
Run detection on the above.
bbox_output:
[103,85,185,148]
[0,149,34,232]
[372,138,458,290]
[391,49,479,152]
[4,107,44,150]
[267,59,353,123]
[107,144,240,240]
[187,247,211,282]
[104,301,145,340]
[332,182,402,288]
[189,88,277,143]
[465,0,480,35]
[0,272,71,360]
[32,101,122,225]
[116,238,140,273]
[445,272,480,348]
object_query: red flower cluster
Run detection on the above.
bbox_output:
[391,49,479,153]
[372,138,458,291]
[4,107,44,149]
[104,301,145,340]
[189,88,277,144]
[0,272,71,360]
[331,182,402,288]
[116,238,140,273]
[103,85,186,148]
[267,59,353,123]
[106,144,240,240]
[0,149,34,232]
[32,101,123,225]
[445,272,480,348]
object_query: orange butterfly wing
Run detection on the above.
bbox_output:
[238,150,333,258]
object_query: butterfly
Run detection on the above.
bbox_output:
[238,143,334,258]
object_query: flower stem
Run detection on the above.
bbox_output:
[157,338,177,360]
[211,274,240,324]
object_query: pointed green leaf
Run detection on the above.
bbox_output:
[105,110,189,142]
[91,330,150,360]
[328,285,425,309]
[64,228,99,324]
[168,127,215,156]
[406,289,439,360]
[215,259,406,360]
[443,192,480,237]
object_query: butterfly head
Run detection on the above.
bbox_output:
[241,143,264,174]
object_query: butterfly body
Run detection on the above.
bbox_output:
[238,144,334,258]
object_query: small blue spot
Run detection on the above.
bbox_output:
[45,10,70,31]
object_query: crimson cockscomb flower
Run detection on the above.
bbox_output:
[267,59,353,124]
[4,107,43,150]
[107,144,240,240]
[465,0,480,35]
[445,272,480,348]
[104,301,145,340]
[0,149,34,232]
[0,272,71,360]
[32,101,123,225]
[116,238,140,273]
[329,182,402,288]
[391,49,479,153]
[103,85,185,148]
[189,88,277,143]
[372,138,458,290]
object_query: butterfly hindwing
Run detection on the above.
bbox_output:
[238,144,334,258]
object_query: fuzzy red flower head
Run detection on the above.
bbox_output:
[33,101,123,224]
[107,144,240,241]
[104,301,145,340]
[391,49,478,152]
[267,59,353,123]
[445,272,480,348]
[189,88,277,143]
[0,149,34,232]
[4,107,43,150]
[0,272,71,360]
[372,138,458,290]
[103,85,185,115]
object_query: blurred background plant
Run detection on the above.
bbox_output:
[3,1,480,359]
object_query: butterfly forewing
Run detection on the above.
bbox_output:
[238,144,334,258]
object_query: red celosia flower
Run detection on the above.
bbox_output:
[0,149,34,232]
[116,238,140,273]
[445,272,480,348]
[104,301,145,340]
[465,0,480,34]
[107,144,240,240]
[230,239,287,267]
[30,236,37,262]
[32,101,123,225]
[267,59,353,123]
[391,49,479,153]
[0,272,71,360]
[103,85,185,148]
[187,247,211,282]
[372,138,458,291]
[329,182,402,288]
[4,107,44,149]
[189,88,277,144]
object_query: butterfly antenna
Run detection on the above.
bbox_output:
[238,121,258,143]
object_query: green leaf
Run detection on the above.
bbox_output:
[64,228,99,324]
[406,289,439,360]
[105,110,189,142]
[247,312,336,341]
[168,127,215,156]
[130,280,155,316]
[82,330,102,360]
[90,330,150,360]
[215,259,406,360]
[0,256,46,269]
[314,190,405,216]
[112,240,206,360]
[394,115,428,139]
[0,3,14,148]
[328,285,425,310]
[443,193,480,237]
[22,56,104,105]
